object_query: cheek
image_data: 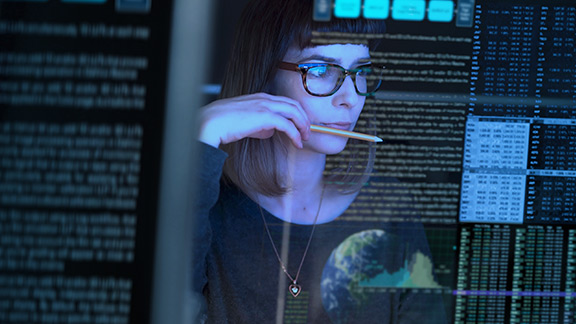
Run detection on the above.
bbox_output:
[303,97,367,124]
[300,98,330,121]
[270,71,305,98]
[272,72,320,119]
[352,98,366,121]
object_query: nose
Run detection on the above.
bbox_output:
[331,75,359,108]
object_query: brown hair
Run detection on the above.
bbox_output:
[219,0,385,196]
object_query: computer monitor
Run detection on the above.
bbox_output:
[200,0,576,322]
[0,1,211,323]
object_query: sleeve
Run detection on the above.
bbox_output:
[189,142,228,322]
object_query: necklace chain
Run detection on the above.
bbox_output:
[258,185,326,296]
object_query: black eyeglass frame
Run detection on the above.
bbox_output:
[278,61,383,97]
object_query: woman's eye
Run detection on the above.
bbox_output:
[357,66,373,76]
[308,66,329,78]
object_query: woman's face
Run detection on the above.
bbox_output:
[271,43,371,155]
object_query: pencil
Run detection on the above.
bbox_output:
[310,125,383,143]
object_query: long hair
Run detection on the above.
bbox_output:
[219,0,385,196]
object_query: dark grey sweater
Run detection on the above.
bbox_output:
[192,143,447,323]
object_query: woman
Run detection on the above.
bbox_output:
[193,0,445,322]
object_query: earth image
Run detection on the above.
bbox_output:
[320,229,440,323]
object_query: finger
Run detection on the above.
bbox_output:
[203,93,310,146]
[255,114,304,149]
[219,111,303,148]
[235,93,310,137]
[250,95,311,140]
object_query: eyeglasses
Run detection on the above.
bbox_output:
[278,61,383,97]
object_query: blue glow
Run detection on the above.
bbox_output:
[61,0,106,2]
[428,0,454,22]
[363,0,389,19]
[334,0,361,19]
[392,0,426,21]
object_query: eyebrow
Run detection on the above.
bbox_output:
[297,54,337,63]
[297,54,372,65]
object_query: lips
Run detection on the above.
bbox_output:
[319,122,352,131]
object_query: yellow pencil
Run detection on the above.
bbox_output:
[310,125,383,143]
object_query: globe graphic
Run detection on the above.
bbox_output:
[321,229,440,323]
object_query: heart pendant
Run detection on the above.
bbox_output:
[289,284,301,297]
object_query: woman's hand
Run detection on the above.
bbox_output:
[198,93,311,148]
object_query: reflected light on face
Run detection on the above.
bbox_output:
[271,43,371,155]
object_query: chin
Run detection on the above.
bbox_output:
[305,134,349,155]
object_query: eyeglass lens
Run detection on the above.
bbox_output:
[305,65,380,96]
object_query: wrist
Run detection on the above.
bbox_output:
[198,119,222,148]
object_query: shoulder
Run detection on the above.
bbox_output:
[211,181,260,224]
[199,141,228,169]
